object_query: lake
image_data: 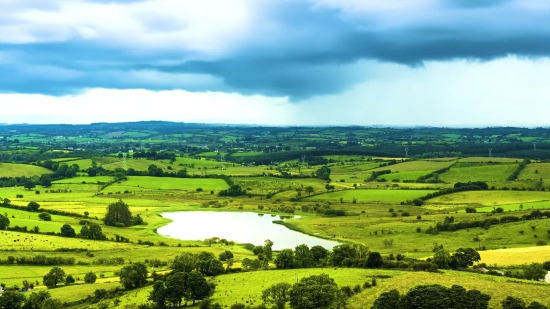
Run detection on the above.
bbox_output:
[157,211,339,250]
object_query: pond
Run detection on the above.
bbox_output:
[157,211,339,250]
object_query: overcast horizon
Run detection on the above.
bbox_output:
[1,0,549,126]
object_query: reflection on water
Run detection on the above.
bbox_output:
[157,211,338,250]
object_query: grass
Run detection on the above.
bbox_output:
[0,163,51,177]
[478,246,550,265]
[439,164,518,183]
[108,176,229,191]
[305,189,437,204]
[427,190,550,206]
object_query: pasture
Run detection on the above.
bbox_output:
[0,163,51,177]
[305,189,437,204]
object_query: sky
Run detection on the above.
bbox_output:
[1,0,550,126]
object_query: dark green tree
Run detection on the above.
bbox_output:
[65,275,75,285]
[523,263,547,281]
[315,166,331,181]
[366,252,383,268]
[43,267,66,288]
[23,290,52,309]
[24,180,36,191]
[104,199,133,227]
[433,248,451,269]
[40,175,52,188]
[27,201,40,212]
[165,272,188,307]
[0,290,25,309]
[372,289,400,309]
[84,272,97,284]
[60,224,76,237]
[186,270,212,305]
[262,282,292,309]
[264,239,274,260]
[172,252,198,273]
[450,248,480,269]
[149,280,168,308]
[310,245,328,265]
[38,212,51,221]
[119,262,148,289]
[289,274,343,309]
[219,250,234,261]
[275,249,295,269]
[0,213,9,230]
[502,296,526,309]
[294,244,314,268]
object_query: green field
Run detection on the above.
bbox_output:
[108,176,229,191]
[428,190,550,206]
[0,162,51,177]
[438,164,518,183]
[305,189,437,204]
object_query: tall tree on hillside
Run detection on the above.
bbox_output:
[0,214,9,230]
[104,199,132,227]
[43,267,66,288]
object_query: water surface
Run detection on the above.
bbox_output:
[157,211,338,250]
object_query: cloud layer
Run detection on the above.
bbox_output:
[1,0,549,100]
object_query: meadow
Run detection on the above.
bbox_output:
[1,151,550,308]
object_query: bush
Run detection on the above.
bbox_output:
[85,272,97,283]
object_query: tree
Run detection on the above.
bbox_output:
[219,250,234,261]
[84,272,97,284]
[172,252,198,273]
[262,282,292,309]
[38,212,51,221]
[502,296,526,309]
[23,290,52,309]
[294,244,314,268]
[207,259,225,276]
[264,239,274,260]
[433,248,451,269]
[372,289,400,309]
[450,248,480,269]
[527,302,548,309]
[274,249,295,269]
[0,213,9,230]
[310,245,328,265]
[165,272,188,307]
[305,186,314,196]
[397,284,490,309]
[43,267,66,288]
[60,224,76,237]
[186,270,212,305]
[27,201,40,212]
[289,274,343,309]
[366,252,383,268]
[149,280,168,308]
[104,199,133,227]
[0,290,25,309]
[24,180,36,191]
[315,166,331,181]
[119,262,148,289]
[523,263,547,281]
[40,175,52,188]
[65,275,75,285]
[41,299,63,309]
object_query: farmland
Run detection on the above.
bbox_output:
[1,123,550,308]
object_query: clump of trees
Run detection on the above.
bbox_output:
[218,185,247,197]
[104,199,145,227]
[372,284,491,309]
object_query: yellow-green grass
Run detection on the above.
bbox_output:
[0,265,124,287]
[0,163,51,177]
[233,177,328,193]
[438,164,519,183]
[479,246,550,266]
[427,190,550,206]
[65,159,94,170]
[369,160,455,173]
[230,152,263,157]
[49,282,122,302]
[305,189,437,204]
[108,176,229,191]
[377,171,432,181]
[458,157,521,163]
[467,200,550,213]
[53,176,114,184]
[519,163,550,180]
[174,156,223,168]
[100,159,184,172]
[50,157,81,162]
[348,271,550,309]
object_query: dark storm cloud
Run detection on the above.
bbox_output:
[1,0,549,99]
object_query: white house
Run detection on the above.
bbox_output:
[545,271,550,283]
